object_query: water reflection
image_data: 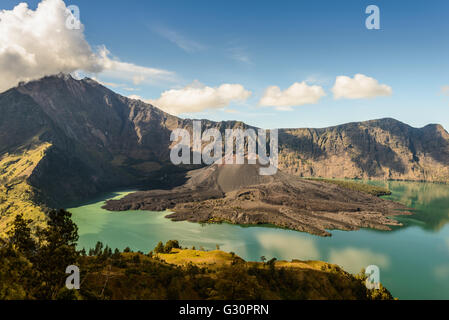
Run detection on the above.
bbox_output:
[366,181,449,231]
[327,247,390,274]
[255,232,320,260]
[434,264,449,280]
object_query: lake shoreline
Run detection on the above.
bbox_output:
[103,166,411,237]
[69,181,449,299]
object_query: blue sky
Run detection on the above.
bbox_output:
[2,0,449,130]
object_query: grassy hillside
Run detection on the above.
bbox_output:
[156,248,239,267]
[77,243,393,300]
[0,143,50,236]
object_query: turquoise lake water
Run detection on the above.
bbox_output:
[68,181,449,300]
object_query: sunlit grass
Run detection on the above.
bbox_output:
[0,143,51,236]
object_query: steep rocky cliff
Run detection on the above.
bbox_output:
[278,119,449,182]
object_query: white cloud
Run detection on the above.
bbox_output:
[95,46,175,85]
[0,0,175,93]
[147,81,252,115]
[153,26,205,53]
[0,0,100,92]
[332,74,392,99]
[259,82,325,110]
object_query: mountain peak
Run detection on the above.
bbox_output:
[15,73,76,89]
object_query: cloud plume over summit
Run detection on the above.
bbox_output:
[0,0,174,93]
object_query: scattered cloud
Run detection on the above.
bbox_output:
[153,25,205,53]
[0,0,176,93]
[304,74,332,86]
[96,46,176,85]
[228,47,252,64]
[328,247,390,274]
[123,87,140,92]
[332,74,392,99]
[259,82,326,110]
[143,81,251,114]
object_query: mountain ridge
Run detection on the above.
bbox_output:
[278,117,446,131]
[1,74,449,233]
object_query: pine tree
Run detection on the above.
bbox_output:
[154,241,164,253]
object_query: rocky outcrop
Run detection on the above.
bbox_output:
[278,119,449,182]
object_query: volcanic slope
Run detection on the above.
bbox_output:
[104,162,409,236]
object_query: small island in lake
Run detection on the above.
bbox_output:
[103,162,410,237]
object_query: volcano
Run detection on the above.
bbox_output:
[103,162,409,237]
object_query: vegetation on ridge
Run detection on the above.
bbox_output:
[0,211,392,300]
[0,143,50,237]
[305,178,392,196]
